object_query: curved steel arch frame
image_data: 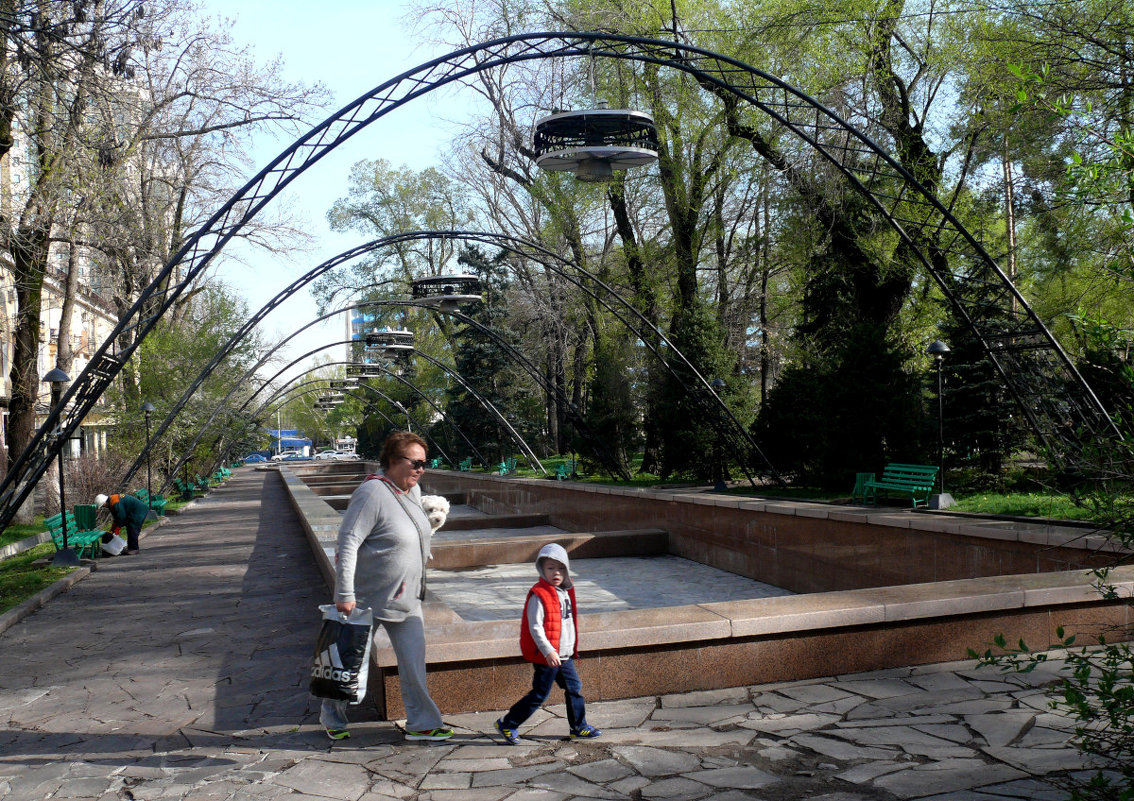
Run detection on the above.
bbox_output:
[237,340,540,475]
[249,368,471,468]
[250,360,489,469]
[129,289,614,491]
[239,358,486,469]
[154,309,558,487]
[236,320,570,476]
[123,229,763,492]
[2,32,1116,528]
[264,384,412,457]
[259,380,444,461]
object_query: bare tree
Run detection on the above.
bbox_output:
[1,0,150,518]
[1,0,328,519]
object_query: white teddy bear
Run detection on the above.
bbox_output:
[419,494,450,533]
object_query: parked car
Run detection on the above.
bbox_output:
[281,452,311,462]
[243,454,267,463]
[313,450,360,461]
[271,451,304,461]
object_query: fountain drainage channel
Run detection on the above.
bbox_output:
[281,463,1134,719]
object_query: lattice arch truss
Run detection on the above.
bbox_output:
[0,32,1117,528]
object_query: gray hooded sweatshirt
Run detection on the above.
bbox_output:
[334,475,432,622]
[526,542,576,659]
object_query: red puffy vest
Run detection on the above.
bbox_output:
[519,578,578,665]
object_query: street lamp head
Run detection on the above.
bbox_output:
[42,367,70,386]
[141,401,156,414]
[927,340,950,357]
[710,378,726,391]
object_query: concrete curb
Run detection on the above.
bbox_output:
[0,530,52,560]
[0,564,93,636]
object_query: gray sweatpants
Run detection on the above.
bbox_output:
[319,610,443,732]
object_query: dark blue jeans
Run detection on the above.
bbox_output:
[502,658,589,733]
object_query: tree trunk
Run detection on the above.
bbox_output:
[6,235,50,524]
[57,241,80,375]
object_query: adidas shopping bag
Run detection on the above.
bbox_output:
[309,605,373,703]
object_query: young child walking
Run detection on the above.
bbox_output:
[495,543,602,744]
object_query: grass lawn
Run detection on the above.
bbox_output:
[0,544,73,615]
[0,516,46,549]
[948,492,1098,521]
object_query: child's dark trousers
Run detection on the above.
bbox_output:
[500,658,589,733]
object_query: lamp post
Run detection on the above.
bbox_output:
[43,367,77,567]
[926,340,953,509]
[710,378,727,492]
[142,401,156,520]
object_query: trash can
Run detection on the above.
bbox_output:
[73,503,98,530]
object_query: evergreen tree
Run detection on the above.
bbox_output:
[445,247,532,463]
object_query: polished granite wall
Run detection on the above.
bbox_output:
[421,472,1116,593]
[281,465,1133,718]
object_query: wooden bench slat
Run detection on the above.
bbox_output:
[46,511,105,559]
[858,463,939,508]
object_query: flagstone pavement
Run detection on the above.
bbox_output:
[0,468,1105,801]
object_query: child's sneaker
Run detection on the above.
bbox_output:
[405,727,453,742]
[325,728,350,740]
[571,725,602,739]
[495,718,521,745]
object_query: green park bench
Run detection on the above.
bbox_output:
[860,463,939,508]
[172,478,194,500]
[429,457,444,469]
[45,511,104,560]
[459,457,473,472]
[134,488,167,516]
[851,472,874,504]
[554,459,576,481]
[498,457,517,475]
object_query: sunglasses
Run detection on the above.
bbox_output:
[398,456,428,470]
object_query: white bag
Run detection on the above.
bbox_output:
[102,534,126,555]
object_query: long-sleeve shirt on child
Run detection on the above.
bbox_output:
[525,585,576,659]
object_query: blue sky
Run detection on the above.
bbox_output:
[195,0,460,380]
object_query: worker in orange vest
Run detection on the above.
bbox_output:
[95,493,148,555]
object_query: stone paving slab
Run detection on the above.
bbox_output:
[0,468,1114,801]
[427,555,792,621]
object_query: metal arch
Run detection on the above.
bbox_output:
[230,358,485,468]
[250,373,460,468]
[222,313,551,476]
[225,338,535,472]
[127,289,605,490]
[258,380,445,462]
[238,332,550,475]
[407,346,549,475]
[122,228,760,491]
[3,32,1116,528]
[137,300,547,489]
[261,384,410,457]
[238,342,531,471]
